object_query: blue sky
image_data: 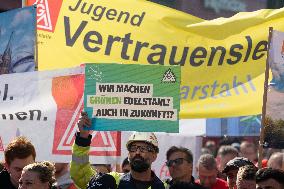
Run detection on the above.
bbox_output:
[0,6,36,62]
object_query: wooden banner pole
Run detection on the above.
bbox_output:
[258,27,273,169]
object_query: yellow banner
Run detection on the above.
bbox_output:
[31,0,284,118]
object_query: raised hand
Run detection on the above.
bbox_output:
[77,112,92,138]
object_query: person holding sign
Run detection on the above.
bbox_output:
[70,112,165,189]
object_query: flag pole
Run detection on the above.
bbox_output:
[22,0,27,7]
[258,27,273,169]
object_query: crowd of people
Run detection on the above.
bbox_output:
[1,113,284,189]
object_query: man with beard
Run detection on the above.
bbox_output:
[70,112,165,189]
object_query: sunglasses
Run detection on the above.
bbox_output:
[128,145,154,153]
[166,158,189,167]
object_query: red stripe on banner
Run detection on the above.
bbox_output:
[52,74,84,155]
[51,74,121,156]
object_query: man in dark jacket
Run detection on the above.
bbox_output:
[165,146,204,189]
[70,112,165,189]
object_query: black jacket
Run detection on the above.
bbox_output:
[165,177,205,189]
[87,171,165,189]
[0,169,17,189]
[118,171,165,189]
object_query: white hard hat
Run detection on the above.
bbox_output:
[126,132,159,153]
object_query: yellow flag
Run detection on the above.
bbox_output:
[29,0,284,118]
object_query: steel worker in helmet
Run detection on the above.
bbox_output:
[126,131,159,174]
[70,112,165,189]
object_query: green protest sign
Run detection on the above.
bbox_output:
[84,63,180,132]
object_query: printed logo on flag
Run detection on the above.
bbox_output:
[51,74,121,156]
[162,68,176,83]
[28,0,62,32]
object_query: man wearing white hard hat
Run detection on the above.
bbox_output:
[70,112,165,189]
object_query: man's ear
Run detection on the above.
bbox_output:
[151,153,157,162]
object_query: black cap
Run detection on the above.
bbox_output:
[222,157,255,174]
[87,173,117,189]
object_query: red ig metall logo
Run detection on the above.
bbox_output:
[51,74,121,156]
[27,0,63,32]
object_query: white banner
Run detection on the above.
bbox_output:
[0,67,202,174]
[0,67,122,163]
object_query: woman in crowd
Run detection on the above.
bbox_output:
[18,161,56,189]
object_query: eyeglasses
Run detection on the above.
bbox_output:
[128,145,154,153]
[166,158,189,167]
